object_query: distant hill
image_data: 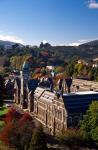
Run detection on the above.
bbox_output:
[0,40,23,49]
[79,40,98,47]
[0,39,98,60]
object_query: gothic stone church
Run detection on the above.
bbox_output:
[14,61,98,135]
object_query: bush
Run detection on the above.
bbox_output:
[19,112,32,125]
[29,126,48,150]
[80,101,98,144]
[4,108,21,124]
[0,123,13,145]
[90,127,98,143]
[58,129,87,147]
[0,112,34,149]
[8,121,33,150]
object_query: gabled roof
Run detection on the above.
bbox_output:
[34,87,45,98]
[63,91,98,114]
[40,91,55,103]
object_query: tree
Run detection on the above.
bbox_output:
[55,66,65,73]
[8,121,33,150]
[59,129,86,147]
[81,101,98,142]
[29,126,47,150]
[0,75,5,107]
[39,42,51,49]
[4,108,21,124]
[0,122,13,145]
[0,111,34,149]
[12,44,19,50]
[90,127,98,142]
[66,60,75,76]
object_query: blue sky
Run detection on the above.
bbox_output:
[0,0,98,45]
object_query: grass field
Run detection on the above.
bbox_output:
[0,106,8,117]
[0,106,8,130]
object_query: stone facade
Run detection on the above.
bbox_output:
[14,78,21,104]
[14,78,98,135]
[31,87,98,135]
[33,87,67,135]
[73,79,98,91]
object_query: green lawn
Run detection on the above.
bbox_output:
[0,106,8,129]
[0,106,8,117]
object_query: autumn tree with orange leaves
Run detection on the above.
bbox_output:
[0,108,34,149]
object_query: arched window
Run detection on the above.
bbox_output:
[67,116,72,127]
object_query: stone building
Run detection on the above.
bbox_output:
[5,78,14,99]
[20,61,30,109]
[33,87,66,134]
[14,61,98,135]
[14,61,39,109]
[33,89,98,135]
[14,76,98,135]
[73,79,98,92]
[27,79,39,111]
[14,77,21,104]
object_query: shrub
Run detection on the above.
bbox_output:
[90,127,98,143]
[8,121,33,150]
[4,108,21,124]
[80,101,98,144]
[19,112,32,124]
[0,112,34,149]
[58,129,87,147]
[29,126,48,150]
[0,123,13,145]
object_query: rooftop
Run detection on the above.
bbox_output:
[63,91,98,96]
[63,91,98,114]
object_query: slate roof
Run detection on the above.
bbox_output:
[28,79,39,91]
[34,87,45,98]
[63,91,98,114]
[40,91,55,103]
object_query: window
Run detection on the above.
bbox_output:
[73,116,79,127]
[67,116,72,127]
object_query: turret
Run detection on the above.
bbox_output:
[22,61,30,77]
[20,61,30,108]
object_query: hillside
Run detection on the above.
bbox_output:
[0,39,98,60]
[80,40,98,46]
[0,40,23,49]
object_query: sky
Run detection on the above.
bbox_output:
[0,0,98,46]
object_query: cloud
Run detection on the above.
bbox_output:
[87,0,98,9]
[0,34,24,44]
[68,38,98,46]
[68,40,88,46]
[42,40,48,44]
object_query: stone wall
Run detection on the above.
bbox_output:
[33,87,67,135]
